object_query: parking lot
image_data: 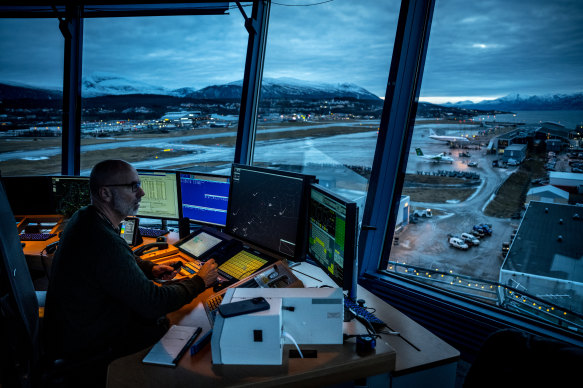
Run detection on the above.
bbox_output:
[389,123,522,282]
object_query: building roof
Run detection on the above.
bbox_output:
[527,185,569,199]
[502,201,583,283]
[550,171,583,184]
[505,143,527,151]
[536,122,574,139]
[541,121,568,132]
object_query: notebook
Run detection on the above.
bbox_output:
[142,325,202,367]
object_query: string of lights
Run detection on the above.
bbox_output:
[387,259,583,332]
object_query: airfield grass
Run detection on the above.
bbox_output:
[484,152,547,218]
[0,121,380,176]
[402,174,477,203]
[0,147,193,176]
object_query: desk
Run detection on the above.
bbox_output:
[107,285,396,388]
[20,214,65,273]
[107,265,459,388]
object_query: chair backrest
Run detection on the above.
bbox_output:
[0,181,41,387]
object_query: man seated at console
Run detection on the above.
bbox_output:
[44,159,218,387]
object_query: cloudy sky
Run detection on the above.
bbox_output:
[0,0,582,103]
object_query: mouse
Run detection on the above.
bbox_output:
[156,236,167,243]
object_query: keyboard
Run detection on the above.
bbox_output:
[344,297,386,329]
[139,227,169,238]
[204,293,225,325]
[177,261,201,277]
[19,233,57,241]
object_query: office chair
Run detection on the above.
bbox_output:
[0,182,114,388]
[0,182,44,387]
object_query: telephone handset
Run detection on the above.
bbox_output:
[133,242,169,256]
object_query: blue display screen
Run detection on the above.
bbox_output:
[180,173,230,227]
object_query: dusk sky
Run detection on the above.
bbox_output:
[1,0,582,104]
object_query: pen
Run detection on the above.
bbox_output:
[172,327,202,365]
[190,329,213,355]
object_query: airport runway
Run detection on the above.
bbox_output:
[3,119,515,283]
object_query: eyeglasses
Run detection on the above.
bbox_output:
[103,182,142,192]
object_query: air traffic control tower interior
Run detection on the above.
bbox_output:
[1,2,582,388]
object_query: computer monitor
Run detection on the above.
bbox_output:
[136,169,181,221]
[179,172,230,227]
[50,176,90,218]
[226,164,316,260]
[0,176,54,215]
[307,183,359,300]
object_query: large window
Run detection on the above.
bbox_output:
[0,18,63,176]
[383,0,583,333]
[80,12,248,176]
[253,0,400,217]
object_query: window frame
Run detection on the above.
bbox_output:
[4,0,583,352]
[356,0,583,351]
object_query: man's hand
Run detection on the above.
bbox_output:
[197,259,219,287]
[152,263,177,280]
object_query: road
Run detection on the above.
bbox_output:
[390,126,520,282]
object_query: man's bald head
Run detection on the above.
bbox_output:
[89,159,134,198]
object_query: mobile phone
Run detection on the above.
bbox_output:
[218,297,270,318]
[120,217,142,246]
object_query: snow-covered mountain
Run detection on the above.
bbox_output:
[79,73,380,100]
[444,93,583,111]
[82,72,170,97]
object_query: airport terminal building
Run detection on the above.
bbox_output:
[499,201,583,327]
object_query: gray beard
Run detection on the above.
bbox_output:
[111,190,140,218]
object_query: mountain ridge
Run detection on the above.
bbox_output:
[443,92,583,111]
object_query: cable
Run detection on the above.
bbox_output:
[282,331,303,358]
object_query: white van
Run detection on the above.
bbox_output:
[461,232,480,246]
[449,237,469,250]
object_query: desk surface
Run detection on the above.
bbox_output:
[107,285,397,388]
[107,272,459,388]
[27,227,458,386]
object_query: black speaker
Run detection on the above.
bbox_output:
[178,217,191,239]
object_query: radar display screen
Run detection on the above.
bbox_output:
[51,176,90,218]
[226,164,313,259]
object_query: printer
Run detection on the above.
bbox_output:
[211,287,344,365]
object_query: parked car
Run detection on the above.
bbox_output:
[468,161,479,167]
[492,159,499,167]
[449,237,469,250]
[413,208,432,218]
[507,159,519,166]
[471,229,484,238]
[502,242,510,257]
[473,224,492,236]
[460,232,480,246]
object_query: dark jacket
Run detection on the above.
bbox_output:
[44,205,205,360]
